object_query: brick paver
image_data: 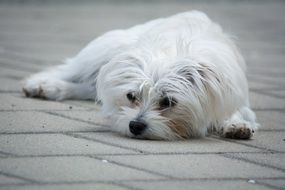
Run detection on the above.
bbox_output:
[0,1,284,190]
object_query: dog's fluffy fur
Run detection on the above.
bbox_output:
[22,11,259,140]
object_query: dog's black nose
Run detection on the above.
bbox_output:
[129,120,147,135]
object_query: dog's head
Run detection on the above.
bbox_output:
[97,49,241,140]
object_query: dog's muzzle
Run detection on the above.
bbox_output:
[129,120,147,136]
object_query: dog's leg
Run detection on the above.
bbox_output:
[218,106,259,139]
[22,30,133,100]
[22,76,95,101]
[22,61,96,100]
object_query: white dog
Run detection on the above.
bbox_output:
[22,11,259,140]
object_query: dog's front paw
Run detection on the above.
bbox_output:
[222,123,255,140]
[22,77,68,101]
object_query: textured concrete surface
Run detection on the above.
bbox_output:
[0,1,284,190]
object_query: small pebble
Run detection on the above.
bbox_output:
[102,159,108,163]
[69,106,72,109]
[248,179,255,184]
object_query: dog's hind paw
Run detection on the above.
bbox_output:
[22,77,68,101]
[222,123,255,140]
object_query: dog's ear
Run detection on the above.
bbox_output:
[197,63,221,84]
[175,62,220,88]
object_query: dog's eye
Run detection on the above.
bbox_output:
[159,97,177,109]
[126,92,136,102]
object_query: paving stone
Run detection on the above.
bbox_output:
[248,74,285,88]
[255,111,285,130]
[101,154,285,179]
[246,54,285,66]
[51,110,106,127]
[0,67,31,79]
[247,66,285,78]
[75,132,262,154]
[0,157,163,182]
[226,153,285,170]
[0,152,7,157]
[0,94,86,111]
[0,51,59,68]
[0,56,44,73]
[0,38,80,53]
[259,179,285,190]
[249,92,285,109]
[62,100,100,109]
[123,180,273,190]
[2,183,129,190]
[0,78,21,92]
[230,131,285,152]
[241,41,285,55]
[268,90,285,99]
[0,175,25,184]
[0,111,101,133]
[248,81,280,91]
[0,133,135,156]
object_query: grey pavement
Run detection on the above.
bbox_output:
[0,1,285,190]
